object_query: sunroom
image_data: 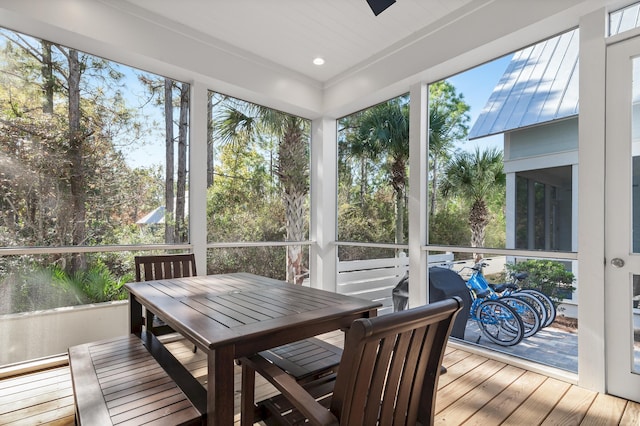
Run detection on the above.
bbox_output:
[1,0,640,423]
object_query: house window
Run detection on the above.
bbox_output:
[515,167,572,251]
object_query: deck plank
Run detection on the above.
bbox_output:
[461,370,547,425]
[580,393,627,425]
[0,386,74,415]
[540,384,597,425]
[501,376,571,425]
[436,358,505,410]
[0,367,69,390]
[436,364,525,424]
[620,400,640,425]
[0,395,75,424]
[437,353,492,389]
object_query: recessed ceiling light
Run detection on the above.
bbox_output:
[313,57,325,66]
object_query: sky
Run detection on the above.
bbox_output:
[446,53,513,151]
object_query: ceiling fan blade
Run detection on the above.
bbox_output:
[366,0,396,16]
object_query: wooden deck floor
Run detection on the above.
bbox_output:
[1,333,640,425]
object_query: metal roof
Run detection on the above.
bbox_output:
[136,206,166,225]
[468,29,579,140]
[136,195,189,225]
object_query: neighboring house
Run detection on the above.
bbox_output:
[136,195,189,227]
[136,206,166,226]
[469,29,580,308]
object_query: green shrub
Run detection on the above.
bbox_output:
[51,261,132,303]
[505,259,575,304]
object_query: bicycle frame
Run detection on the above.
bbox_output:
[462,261,541,339]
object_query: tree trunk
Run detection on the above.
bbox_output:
[39,41,54,244]
[391,159,406,245]
[395,188,405,245]
[68,49,86,272]
[175,82,188,243]
[285,192,305,284]
[279,119,308,284]
[430,157,438,216]
[41,41,54,114]
[469,199,489,263]
[207,94,214,188]
[164,78,175,243]
[359,158,366,206]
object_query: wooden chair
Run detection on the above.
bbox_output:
[240,297,463,426]
[134,254,197,350]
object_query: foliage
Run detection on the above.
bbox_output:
[0,30,167,253]
[339,96,409,244]
[209,93,310,283]
[50,261,131,303]
[0,27,186,313]
[1,259,132,314]
[428,81,471,216]
[2,264,79,314]
[441,147,505,256]
[338,84,475,249]
[206,128,285,243]
[429,202,470,247]
[207,246,288,281]
[505,259,576,304]
[338,200,395,243]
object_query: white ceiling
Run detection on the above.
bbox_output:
[121,0,476,84]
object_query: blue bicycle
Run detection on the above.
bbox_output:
[488,270,556,328]
[464,276,525,346]
[461,262,542,339]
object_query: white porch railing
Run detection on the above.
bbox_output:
[336,253,454,315]
[0,301,128,366]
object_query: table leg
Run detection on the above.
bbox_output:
[240,363,256,426]
[207,346,235,425]
[129,294,143,335]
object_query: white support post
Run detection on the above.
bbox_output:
[408,82,428,307]
[578,8,606,393]
[310,117,338,292]
[505,172,516,249]
[189,81,208,274]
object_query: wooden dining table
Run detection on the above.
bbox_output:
[125,272,381,425]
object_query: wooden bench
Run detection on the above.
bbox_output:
[259,337,342,383]
[68,332,206,425]
[241,337,343,426]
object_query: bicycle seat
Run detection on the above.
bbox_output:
[472,287,491,298]
[489,282,518,293]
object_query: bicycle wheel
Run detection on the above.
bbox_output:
[519,289,556,327]
[510,291,548,331]
[475,300,524,346]
[500,296,541,337]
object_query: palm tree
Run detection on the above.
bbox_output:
[213,95,309,284]
[347,97,409,244]
[428,81,470,217]
[441,147,505,261]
